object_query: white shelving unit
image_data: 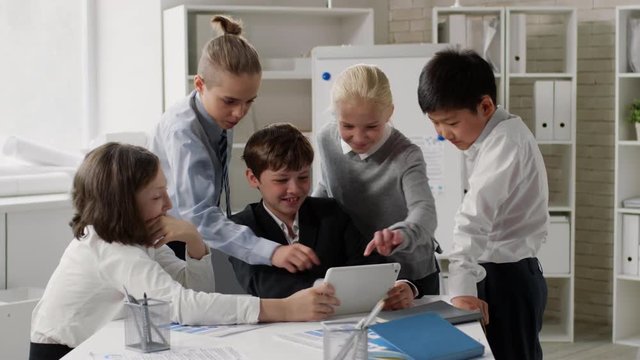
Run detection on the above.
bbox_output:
[162,5,373,213]
[433,6,577,342]
[432,7,505,105]
[506,6,577,343]
[613,5,640,347]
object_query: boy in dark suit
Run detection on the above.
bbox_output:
[229,123,416,310]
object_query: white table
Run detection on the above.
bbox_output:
[63,298,494,359]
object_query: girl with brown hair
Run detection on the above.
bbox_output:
[29,143,338,360]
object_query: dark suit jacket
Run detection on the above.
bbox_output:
[229,197,385,298]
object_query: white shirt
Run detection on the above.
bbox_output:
[448,107,549,298]
[340,123,393,160]
[262,202,300,244]
[31,227,260,347]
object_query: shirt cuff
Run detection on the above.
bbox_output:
[447,273,479,298]
[248,238,281,266]
[236,295,261,324]
[185,246,211,263]
[396,279,419,298]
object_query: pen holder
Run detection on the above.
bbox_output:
[322,320,368,360]
[125,298,171,353]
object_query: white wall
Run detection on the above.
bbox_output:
[0,0,85,152]
[94,0,164,137]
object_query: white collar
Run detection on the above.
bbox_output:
[262,202,299,244]
[340,123,393,160]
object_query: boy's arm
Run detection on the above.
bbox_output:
[228,209,318,298]
[229,256,316,298]
[448,135,522,299]
[153,126,279,266]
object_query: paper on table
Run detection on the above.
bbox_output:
[3,136,83,167]
[168,323,264,337]
[89,346,248,360]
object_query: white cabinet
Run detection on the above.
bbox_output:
[0,287,44,360]
[0,194,74,289]
[0,194,73,360]
[613,5,640,347]
[433,6,577,342]
[162,5,373,213]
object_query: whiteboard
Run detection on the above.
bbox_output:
[311,44,463,255]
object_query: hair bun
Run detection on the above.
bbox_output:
[211,15,243,36]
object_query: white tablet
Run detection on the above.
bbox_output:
[324,263,401,316]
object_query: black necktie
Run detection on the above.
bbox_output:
[219,130,231,217]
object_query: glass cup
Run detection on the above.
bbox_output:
[322,320,368,360]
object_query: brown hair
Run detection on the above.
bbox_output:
[197,15,262,87]
[242,123,313,178]
[70,142,159,245]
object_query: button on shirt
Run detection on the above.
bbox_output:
[151,91,279,265]
[448,107,550,298]
[262,202,300,244]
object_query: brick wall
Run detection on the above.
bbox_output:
[388,0,640,326]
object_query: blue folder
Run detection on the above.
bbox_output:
[369,312,485,360]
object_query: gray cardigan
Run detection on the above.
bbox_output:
[313,122,438,280]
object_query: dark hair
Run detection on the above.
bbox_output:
[197,15,262,87]
[418,48,496,114]
[70,142,159,245]
[242,123,314,178]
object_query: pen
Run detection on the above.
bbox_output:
[356,299,386,330]
[123,285,146,349]
[334,298,386,360]
[142,292,153,347]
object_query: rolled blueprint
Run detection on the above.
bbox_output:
[3,136,84,167]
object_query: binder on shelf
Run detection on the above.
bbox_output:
[553,81,572,141]
[622,214,640,276]
[370,312,484,360]
[538,216,570,274]
[466,15,484,57]
[534,81,554,140]
[448,14,467,47]
[509,13,527,73]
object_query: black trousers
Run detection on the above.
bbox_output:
[477,258,547,360]
[29,342,73,360]
[413,260,441,298]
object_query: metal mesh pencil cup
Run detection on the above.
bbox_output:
[125,298,171,353]
[322,320,368,360]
